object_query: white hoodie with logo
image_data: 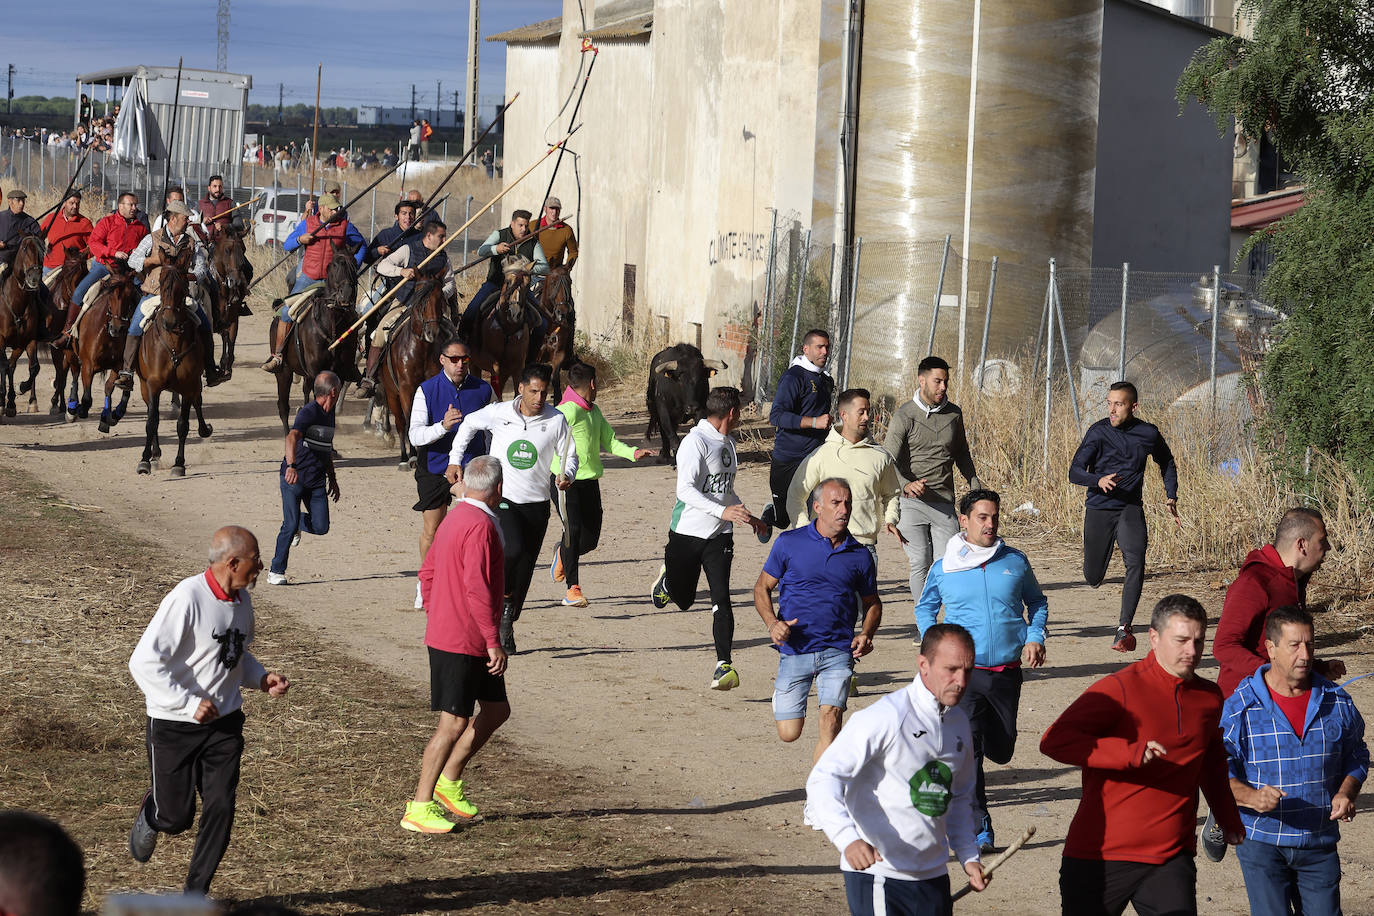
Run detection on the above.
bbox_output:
[448,397,578,505]
[669,419,741,539]
[806,675,980,881]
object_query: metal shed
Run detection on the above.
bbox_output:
[74,65,252,187]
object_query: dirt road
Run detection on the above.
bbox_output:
[2,313,1371,914]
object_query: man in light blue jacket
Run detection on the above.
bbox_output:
[916,488,1048,854]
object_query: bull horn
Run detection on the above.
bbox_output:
[656,359,679,373]
[703,358,728,371]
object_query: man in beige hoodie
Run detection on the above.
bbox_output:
[882,356,982,606]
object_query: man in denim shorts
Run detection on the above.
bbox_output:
[754,477,881,766]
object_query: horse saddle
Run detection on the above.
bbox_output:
[42,269,62,290]
[138,296,204,325]
[284,281,327,321]
[372,304,407,346]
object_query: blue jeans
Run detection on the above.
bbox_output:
[129,295,209,337]
[1235,839,1342,916]
[71,262,110,307]
[464,280,500,315]
[271,477,331,574]
[289,272,321,297]
[773,647,853,720]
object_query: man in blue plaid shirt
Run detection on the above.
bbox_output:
[1221,605,1369,916]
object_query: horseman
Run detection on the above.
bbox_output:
[261,192,365,373]
[69,192,148,323]
[0,189,43,274]
[117,200,224,391]
[151,187,208,242]
[533,196,578,273]
[459,208,547,339]
[357,218,455,397]
[197,175,240,238]
[366,200,420,266]
[42,191,92,280]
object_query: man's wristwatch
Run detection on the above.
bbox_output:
[286,462,296,469]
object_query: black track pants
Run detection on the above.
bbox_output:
[664,530,735,663]
[499,499,551,619]
[1083,505,1148,628]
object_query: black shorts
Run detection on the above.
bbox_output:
[413,468,453,512]
[428,646,507,717]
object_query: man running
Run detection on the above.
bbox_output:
[127,526,290,895]
[915,488,1048,853]
[550,361,653,607]
[807,623,989,914]
[404,456,510,833]
[1069,381,1178,652]
[405,338,493,610]
[765,329,834,533]
[446,363,577,654]
[755,478,880,763]
[649,386,769,690]
[267,372,341,586]
[883,356,982,606]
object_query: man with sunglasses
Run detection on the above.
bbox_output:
[408,339,494,609]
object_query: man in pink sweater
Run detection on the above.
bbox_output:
[403,455,510,834]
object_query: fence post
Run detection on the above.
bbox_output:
[369,187,376,239]
[755,209,780,404]
[273,174,280,245]
[1211,264,1221,407]
[1118,262,1129,381]
[843,237,862,389]
[1042,258,1057,473]
[789,228,812,359]
[1052,267,1082,429]
[926,234,951,356]
[464,195,473,260]
[40,142,45,191]
[970,256,998,448]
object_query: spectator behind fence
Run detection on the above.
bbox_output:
[0,810,85,916]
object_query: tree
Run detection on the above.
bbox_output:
[1179,0,1374,490]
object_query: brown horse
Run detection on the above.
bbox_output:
[532,265,575,391]
[379,277,450,469]
[207,224,251,378]
[0,235,45,418]
[66,259,140,428]
[471,268,532,399]
[18,246,84,415]
[134,246,212,476]
[272,241,362,432]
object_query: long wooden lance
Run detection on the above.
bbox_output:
[420,93,519,216]
[162,57,184,203]
[448,218,576,277]
[36,145,94,233]
[245,208,343,292]
[541,43,597,206]
[205,195,262,225]
[307,64,321,203]
[329,126,580,351]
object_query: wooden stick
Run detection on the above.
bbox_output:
[328,126,579,351]
[951,825,1035,903]
[205,195,262,223]
[308,64,321,204]
[162,57,184,203]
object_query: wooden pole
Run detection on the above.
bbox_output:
[308,64,321,203]
[329,127,579,351]
[162,57,184,202]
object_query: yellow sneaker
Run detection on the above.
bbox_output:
[562,585,589,608]
[434,775,479,819]
[401,800,455,833]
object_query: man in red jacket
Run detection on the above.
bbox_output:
[42,190,93,277]
[1041,594,1244,916]
[67,192,146,323]
[403,455,510,834]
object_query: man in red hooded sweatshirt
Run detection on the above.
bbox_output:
[1041,594,1244,916]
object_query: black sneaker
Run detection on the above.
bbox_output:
[761,504,776,529]
[129,797,158,863]
[1201,810,1227,862]
[1111,625,1137,653]
[499,603,517,654]
[650,564,670,609]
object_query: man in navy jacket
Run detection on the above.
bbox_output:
[764,329,835,536]
[1069,382,1178,653]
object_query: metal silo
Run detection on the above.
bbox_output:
[845,0,1103,398]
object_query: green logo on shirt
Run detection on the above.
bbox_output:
[909,759,953,816]
[508,439,538,470]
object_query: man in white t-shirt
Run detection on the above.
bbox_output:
[126,526,290,895]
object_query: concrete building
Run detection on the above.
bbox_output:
[492,0,1235,396]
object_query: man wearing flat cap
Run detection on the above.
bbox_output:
[533,196,577,271]
[263,192,365,373]
[0,189,43,272]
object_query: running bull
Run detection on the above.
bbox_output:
[644,343,727,465]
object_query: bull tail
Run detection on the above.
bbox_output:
[645,372,659,438]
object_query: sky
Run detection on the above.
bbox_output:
[6,0,563,114]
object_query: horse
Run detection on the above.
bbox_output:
[532,265,575,391]
[66,259,140,429]
[134,245,212,476]
[271,241,362,432]
[471,266,532,399]
[378,277,450,469]
[0,235,45,418]
[207,224,251,379]
[17,245,84,415]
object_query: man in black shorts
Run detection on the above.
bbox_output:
[404,456,510,833]
[407,338,494,609]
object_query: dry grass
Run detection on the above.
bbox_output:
[0,466,830,915]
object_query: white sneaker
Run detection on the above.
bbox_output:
[414,580,424,609]
[266,572,288,586]
[291,530,301,548]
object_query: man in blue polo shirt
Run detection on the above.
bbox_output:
[754,477,881,766]
[407,337,494,609]
[916,488,1048,853]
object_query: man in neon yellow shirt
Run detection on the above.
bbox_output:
[551,362,654,606]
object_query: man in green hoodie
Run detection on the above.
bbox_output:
[551,362,654,607]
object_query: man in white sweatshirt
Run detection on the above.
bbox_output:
[447,363,577,654]
[127,526,291,896]
[649,386,768,690]
[807,623,989,914]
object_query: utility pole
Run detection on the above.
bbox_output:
[436,80,441,123]
[453,90,459,130]
[464,0,479,152]
[216,0,230,72]
[278,82,284,123]
[410,85,416,121]
[6,65,13,114]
